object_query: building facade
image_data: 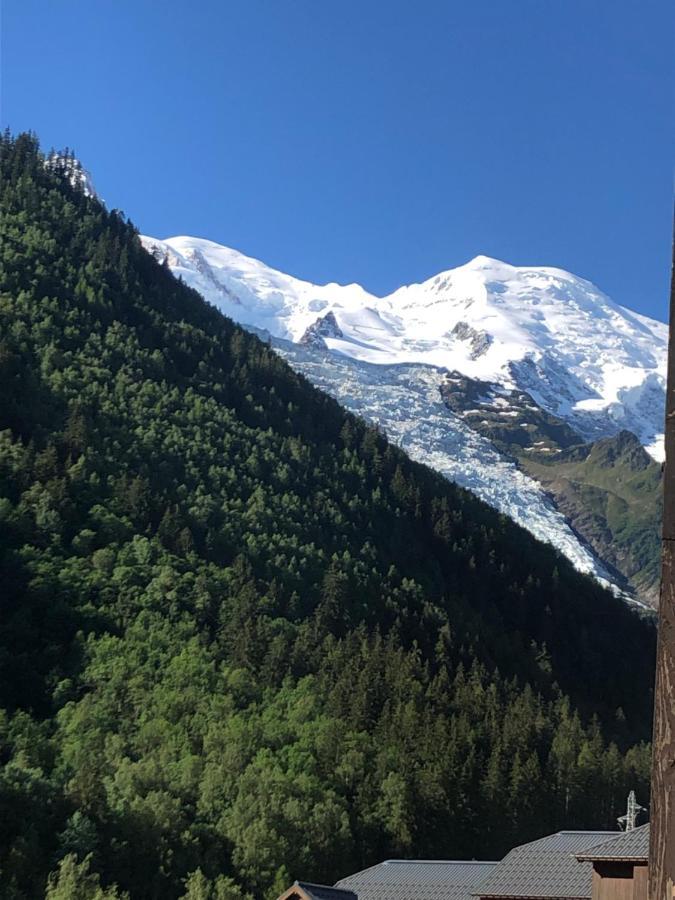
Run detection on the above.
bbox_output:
[575,825,649,900]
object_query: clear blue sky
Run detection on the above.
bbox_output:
[2,0,673,319]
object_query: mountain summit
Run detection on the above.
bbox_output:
[142,236,667,458]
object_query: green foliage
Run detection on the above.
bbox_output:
[45,855,128,900]
[180,869,253,900]
[521,430,662,605]
[0,132,656,898]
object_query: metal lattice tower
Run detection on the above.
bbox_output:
[617,790,645,832]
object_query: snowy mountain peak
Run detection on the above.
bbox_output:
[140,233,667,459]
[461,253,514,271]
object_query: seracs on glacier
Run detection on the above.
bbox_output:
[141,234,667,592]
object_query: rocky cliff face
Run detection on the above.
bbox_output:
[300,311,344,347]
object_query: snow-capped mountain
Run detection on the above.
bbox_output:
[142,236,667,457]
[141,234,667,601]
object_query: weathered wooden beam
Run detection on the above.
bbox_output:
[649,231,675,900]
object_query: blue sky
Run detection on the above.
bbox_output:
[2,0,673,319]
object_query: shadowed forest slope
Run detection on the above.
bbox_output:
[0,133,656,899]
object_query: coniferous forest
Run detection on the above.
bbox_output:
[0,133,657,898]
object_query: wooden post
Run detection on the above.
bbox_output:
[649,231,675,900]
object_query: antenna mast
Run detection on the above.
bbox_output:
[618,790,645,832]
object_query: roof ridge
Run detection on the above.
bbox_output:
[500,829,613,855]
[558,830,617,835]
[296,882,356,894]
[383,859,499,865]
[575,824,650,862]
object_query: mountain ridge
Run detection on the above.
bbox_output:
[142,233,667,464]
[142,234,665,602]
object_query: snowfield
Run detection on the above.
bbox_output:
[142,237,667,457]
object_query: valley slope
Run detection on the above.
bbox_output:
[0,134,658,898]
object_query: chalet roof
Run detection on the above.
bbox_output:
[290,883,358,900]
[575,825,649,862]
[336,859,498,900]
[474,831,621,899]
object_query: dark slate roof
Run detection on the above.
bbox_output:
[474,831,621,899]
[336,859,498,900]
[295,884,357,900]
[575,825,649,862]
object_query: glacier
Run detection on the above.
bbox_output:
[275,342,616,585]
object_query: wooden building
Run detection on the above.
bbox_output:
[575,825,649,900]
[475,831,626,900]
[276,824,650,900]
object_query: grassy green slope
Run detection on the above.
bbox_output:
[520,431,662,606]
[441,373,662,606]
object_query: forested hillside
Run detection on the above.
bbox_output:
[0,133,656,899]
